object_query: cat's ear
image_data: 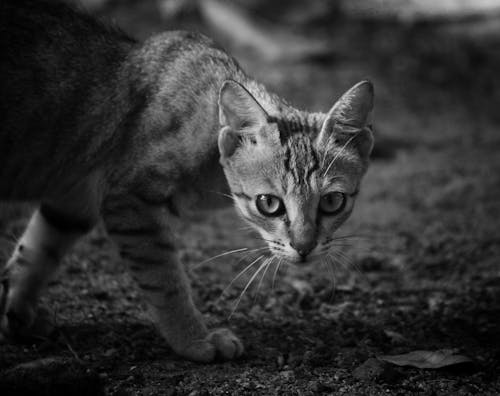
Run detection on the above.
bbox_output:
[218,80,269,159]
[317,80,374,159]
[218,126,240,159]
[218,80,269,130]
[327,80,374,128]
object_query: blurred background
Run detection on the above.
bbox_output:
[58,0,500,156]
[1,1,500,395]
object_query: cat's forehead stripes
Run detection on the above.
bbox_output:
[282,136,319,194]
[267,113,323,194]
[268,112,322,142]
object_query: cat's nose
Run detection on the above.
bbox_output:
[290,240,317,259]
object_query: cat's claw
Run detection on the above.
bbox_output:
[178,328,244,363]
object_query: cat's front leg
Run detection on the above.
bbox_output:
[103,193,243,362]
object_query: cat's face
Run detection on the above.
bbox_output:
[218,80,374,264]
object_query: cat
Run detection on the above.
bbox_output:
[0,0,374,362]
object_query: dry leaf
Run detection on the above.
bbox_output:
[318,301,353,321]
[378,349,472,369]
[383,330,407,344]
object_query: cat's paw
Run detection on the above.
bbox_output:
[177,328,244,363]
[0,273,54,341]
[0,302,54,341]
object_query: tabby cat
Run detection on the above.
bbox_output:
[0,0,374,362]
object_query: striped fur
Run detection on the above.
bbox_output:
[0,0,373,362]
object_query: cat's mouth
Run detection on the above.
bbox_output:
[295,254,322,265]
[262,236,323,265]
[269,247,322,265]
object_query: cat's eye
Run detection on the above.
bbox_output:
[319,192,346,215]
[255,194,285,217]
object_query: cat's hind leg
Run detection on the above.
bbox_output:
[0,203,97,339]
[103,192,244,362]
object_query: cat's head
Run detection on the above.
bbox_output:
[217,80,374,264]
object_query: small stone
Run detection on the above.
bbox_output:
[308,380,320,392]
[308,380,334,393]
[352,358,400,383]
[103,348,117,357]
[279,370,295,380]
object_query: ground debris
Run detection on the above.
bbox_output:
[353,357,401,383]
[0,357,104,396]
[378,349,474,369]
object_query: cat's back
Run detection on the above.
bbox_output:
[0,1,246,199]
[122,29,246,156]
[0,0,133,126]
[0,0,132,90]
[0,0,134,198]
[128,30,242,101]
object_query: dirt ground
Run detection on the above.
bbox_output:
[1,1,500,395]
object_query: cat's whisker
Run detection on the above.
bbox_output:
[318,239,356,252]
[326,251,339,268]
[324,234,373,243]
[229,258,269,319]
[323,245,366,256]
[326,233,395,244]
[322,240,376,258]
[323,241,354,248]
[253,236,285,247]
[320,242,354,250]
[232,247,269,268]
[323,132,360,176]
[204,190,236,201]
[237,225,256,232]
[321,233,377,256]
[321,257,336,300]
[326,252,349,285]
[327,249,349,267]
[219,255,266,300]
[328,249,367,284]
[2,231,21,247]
[193,246,267,269]
[320,134,335,169]
[333,248,363,275]
[271,257,282,291]
[325,255,337,285]
[252,256,274,306]
[281,260,290,278]
[324,239,361,246]
[350,262,366,281]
